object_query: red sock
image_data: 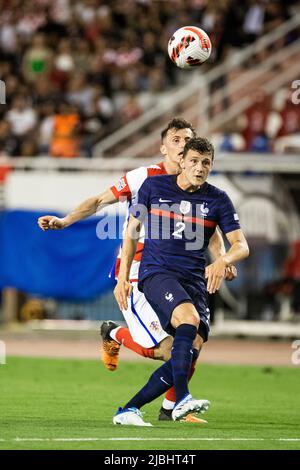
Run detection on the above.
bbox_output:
[115,327,154,358]
[165,360,197,403]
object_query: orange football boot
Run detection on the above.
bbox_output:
[100,321,121,371]
[181,413,208,424]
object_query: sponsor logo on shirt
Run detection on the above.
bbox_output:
[234,213,239,221]
[159,198,172,203]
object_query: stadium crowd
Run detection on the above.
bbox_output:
[0,0,298,157]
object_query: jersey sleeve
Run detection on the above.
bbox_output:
[110,166,148,201]
[110,174,131,200]
[130,177,151,222]
[218,192,241,234]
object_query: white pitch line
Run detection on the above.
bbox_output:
[8,437,300,442]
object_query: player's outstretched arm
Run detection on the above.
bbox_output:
[37,188,118,231]
[205,229,249,294]
[208,227,237,281]
[114,215,141,311]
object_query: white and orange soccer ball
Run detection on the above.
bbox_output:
[168,26,212,69]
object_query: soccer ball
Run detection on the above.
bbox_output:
[168,26,212,69]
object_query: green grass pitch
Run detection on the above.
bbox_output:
[0,356,299,450]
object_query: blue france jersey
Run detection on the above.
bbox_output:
[131,174,240,283]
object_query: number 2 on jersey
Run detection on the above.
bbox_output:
[172,221,185,239]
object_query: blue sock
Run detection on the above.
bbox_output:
[125,360,174,409]
[124,324,197,410]
[171,324,197,404]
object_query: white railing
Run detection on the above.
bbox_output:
[93,13,300,158]
[206,38,300,123]
[2,153,300,173]
[206,42,300,132]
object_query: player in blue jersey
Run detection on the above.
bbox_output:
[113,137,249,425]
[38,117,237,424]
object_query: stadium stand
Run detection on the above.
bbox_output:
[0,0,299,158]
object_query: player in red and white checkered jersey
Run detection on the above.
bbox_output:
[38,118,236,422]
[110,162,168,287]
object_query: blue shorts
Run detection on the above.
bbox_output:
[139,273,210,342]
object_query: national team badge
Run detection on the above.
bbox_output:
[179,200,191,215]
[200,202,209,217]
[149,321,160,332]
[116,177,126,191]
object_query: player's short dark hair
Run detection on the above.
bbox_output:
[161,117,196,141]
[183,137,214,160]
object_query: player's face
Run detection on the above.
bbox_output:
[160,128,194,165]
[180,149,213,188]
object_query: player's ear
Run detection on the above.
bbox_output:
[160,143,167,156]
[180,157,185,170]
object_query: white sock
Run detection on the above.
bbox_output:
[109,326,122,343]
[162,398,175,410]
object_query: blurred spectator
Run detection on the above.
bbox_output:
[32,79,60,108]
[0,14,18,55]
[249,132,271,152]
[239,90,271,150]
[19,138,38,157]
[4,74,20,106]
[16,2,46,40]
[243,0,265,44]
[5,95,37,138]
[120,93,142,124]
[50,101,81,158]
[276,91,300,138]
[38,101,55,155]
[67,73,95,117]
[73,38,92,74]
[92,86,114,125]
[0,121,18,156]
[54,38,74,75]
[22,33,53,82]
[212,124,246,152]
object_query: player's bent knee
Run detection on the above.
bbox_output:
[172,303,200,329]
[186,314,200,328]
[172,304,200,328]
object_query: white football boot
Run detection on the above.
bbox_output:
[172,394,210,421]
[113,407,153,426]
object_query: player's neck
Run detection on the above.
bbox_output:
[163,159,181,175]
[176,173,202,192]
